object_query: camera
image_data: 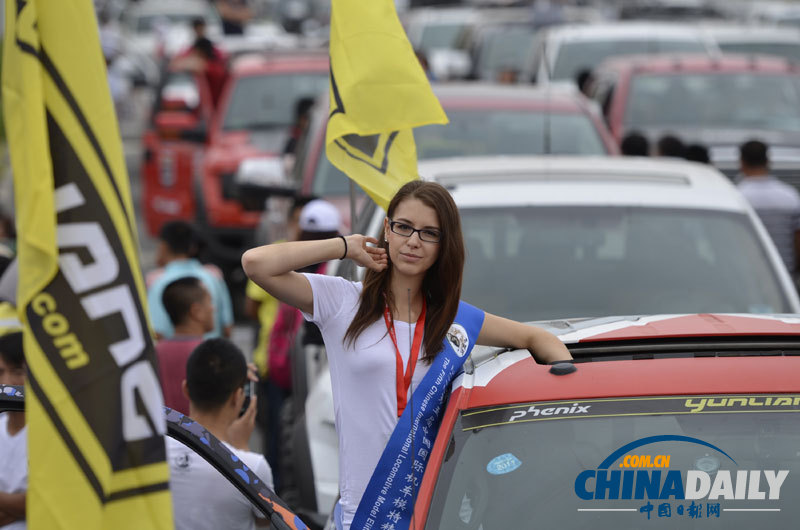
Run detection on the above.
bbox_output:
[239,381,253,417]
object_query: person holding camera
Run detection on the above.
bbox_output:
[167,338,269,530]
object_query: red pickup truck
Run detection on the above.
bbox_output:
[142,50,329,268]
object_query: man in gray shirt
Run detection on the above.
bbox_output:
[737,140,800,277]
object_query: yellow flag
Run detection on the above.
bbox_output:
[2,1,173,528]
[326,0,448,210]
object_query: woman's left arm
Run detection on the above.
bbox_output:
[477,312,573,363]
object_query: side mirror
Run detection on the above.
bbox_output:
[235,157,297,211]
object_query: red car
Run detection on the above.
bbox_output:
[412,313,800,528]
[587,53,800,182]
[292,83,619,230]
[142,50,329,265]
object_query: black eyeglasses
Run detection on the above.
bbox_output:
[389,220,442,243]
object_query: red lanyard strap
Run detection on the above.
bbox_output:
[383,299,426,418]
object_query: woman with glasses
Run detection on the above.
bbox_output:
[242,180,572,530]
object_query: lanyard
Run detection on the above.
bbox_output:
[383,299,426,418]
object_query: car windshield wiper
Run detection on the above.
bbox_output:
[223,121,287,132]
[243,121,289,130]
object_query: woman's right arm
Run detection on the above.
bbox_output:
[241,235,387,316]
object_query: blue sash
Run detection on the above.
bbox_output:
[351,301,485,530]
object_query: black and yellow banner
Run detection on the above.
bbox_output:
[2,1,173,528]
[326,0,448,210]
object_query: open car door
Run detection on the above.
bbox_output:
[0,385,308,530]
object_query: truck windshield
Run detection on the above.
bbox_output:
[222,73,328,131]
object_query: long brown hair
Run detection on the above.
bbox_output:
[344,180,465,363]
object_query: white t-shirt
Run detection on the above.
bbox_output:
[301,273,433,530]
[738,176,800,271]
[167,437,273,530]
[0,413,27,530]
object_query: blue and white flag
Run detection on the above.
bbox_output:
[352,301,485,529]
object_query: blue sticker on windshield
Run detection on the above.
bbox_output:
[487,453,522,475]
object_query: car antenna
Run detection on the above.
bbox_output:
[542,41,553,156]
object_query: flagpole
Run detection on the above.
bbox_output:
[349,178,357,233]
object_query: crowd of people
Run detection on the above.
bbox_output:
[147,194,345,488]
[0,192,345,528]
[619,130,711,163]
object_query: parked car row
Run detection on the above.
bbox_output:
[127,6,800,529]
[586,53,800,186]
[292,82,618,231]
[285,155,800,524]
[142,50,627,267]
[141,17,800,263]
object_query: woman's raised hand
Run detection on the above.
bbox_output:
[346,235,388,271]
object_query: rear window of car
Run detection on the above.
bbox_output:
[416,109,608,158]
[311,109,608,196]
[426,394,800,529]
[459,206,791,321]
[551,39,706,80]
[624,72,800,131]
[419,23,470,53]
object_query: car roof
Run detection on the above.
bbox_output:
[123,0,214,17]
[404,6,481,24]
[542,313,800,342]
[751,2,800,19]
[701,23,800,43]
[599,52,800,73]
[458,313,800,408]
[416,156,749,212]
[543,22,710,42]
[431,83,593,112]
[230,50,329,75]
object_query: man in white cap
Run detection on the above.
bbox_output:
[297,199,342,237]
[260,199,341,492]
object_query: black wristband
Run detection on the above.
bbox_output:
[338,235,348,260]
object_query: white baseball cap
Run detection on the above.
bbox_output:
[299,200,341,232]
